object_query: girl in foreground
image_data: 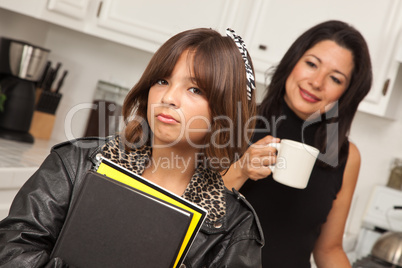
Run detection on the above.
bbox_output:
[0,28,262,267]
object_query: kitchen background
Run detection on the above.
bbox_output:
[1,0,402,264]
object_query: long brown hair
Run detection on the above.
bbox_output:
[122,28,256,171]
[259,20,372,167]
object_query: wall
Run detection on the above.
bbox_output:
[348,105,402,233]
[1,8,402,236]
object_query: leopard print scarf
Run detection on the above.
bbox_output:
[101,136,226,224]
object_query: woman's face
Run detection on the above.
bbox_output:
[147,50,211,148]
[284,40,354,120]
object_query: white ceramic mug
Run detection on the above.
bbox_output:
[268,139,320,189]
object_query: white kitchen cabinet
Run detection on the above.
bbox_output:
[94,0,252,53]
[0,0,99,35]
[244,0,402,118]
[0,0,47,18]
[19,0,253,54]
[47,0,91,19]
[40,0,100,32]
[36,0,254,54]
[357,8,402,118]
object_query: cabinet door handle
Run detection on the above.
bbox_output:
[259,44,267,51]
[97,1,103,18]
[382,79,390,96]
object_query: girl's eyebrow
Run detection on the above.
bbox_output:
[306,54,349,80]
[188,76,199,85]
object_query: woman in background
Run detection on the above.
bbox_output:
[224,20,372,267]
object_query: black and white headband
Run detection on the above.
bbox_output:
[226,28,256,101]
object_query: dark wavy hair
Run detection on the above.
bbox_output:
[121,28,256,172]
[259,20,372,167]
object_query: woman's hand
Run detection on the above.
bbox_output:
[222,135,280,191]
[240,135,280,180]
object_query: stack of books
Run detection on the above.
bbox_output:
[51,157,207,268]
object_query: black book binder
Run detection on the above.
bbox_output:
[51,171,194,268]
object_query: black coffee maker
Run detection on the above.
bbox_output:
[0,37,50,143]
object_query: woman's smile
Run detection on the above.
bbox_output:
[299,88,320,103]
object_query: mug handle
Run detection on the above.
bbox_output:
[267,142,280,172]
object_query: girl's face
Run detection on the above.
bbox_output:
[147,50,211,148]
[284,40,354,120]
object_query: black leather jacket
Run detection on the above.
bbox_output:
[0,137,264,268]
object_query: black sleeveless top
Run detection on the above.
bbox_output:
[241,102,348,267]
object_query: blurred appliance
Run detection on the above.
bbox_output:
[352,185,402,267]
[370,231,402,267]
[84,80,129,138]
[0,37,50,143]
[387,158,402,191]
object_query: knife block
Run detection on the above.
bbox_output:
[29,90,62,140]
[29,111,56,140]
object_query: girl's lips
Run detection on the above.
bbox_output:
[157,113,179,124]
[299,88,320,103]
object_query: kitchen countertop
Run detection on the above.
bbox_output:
[0,137,58,168]
[0,137,61,189]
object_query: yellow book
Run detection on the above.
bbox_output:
[96,157,208,268]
